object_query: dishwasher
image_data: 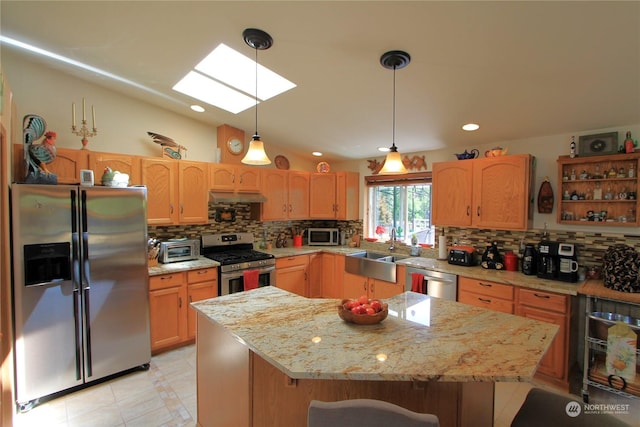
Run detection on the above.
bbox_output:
[405,267,458,301]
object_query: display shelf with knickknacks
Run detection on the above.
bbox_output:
[557,152,640,226]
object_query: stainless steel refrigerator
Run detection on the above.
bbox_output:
[11,184,151,411]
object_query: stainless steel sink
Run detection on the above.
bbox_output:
[345,251,404,283]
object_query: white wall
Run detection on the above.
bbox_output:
[335,125,640,234]
[5,50,639,234]
[2,51,317,171]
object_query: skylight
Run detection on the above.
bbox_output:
[173,43,296,114]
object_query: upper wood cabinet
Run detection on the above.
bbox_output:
[209,164,261,192]
[432,155,533,230]
[88,151,142,185]
[142,158,208,225]
[142,158,178,225]
[259,169,309,221]
[13,144,88,184]
[309,171,359,220]
[179,161,209,224]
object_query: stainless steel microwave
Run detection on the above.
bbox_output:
[159,239,200,263]
[307,228,340,246]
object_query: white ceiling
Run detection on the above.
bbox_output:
[2,1,639,162]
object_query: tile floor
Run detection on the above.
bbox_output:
[11,344,640,426]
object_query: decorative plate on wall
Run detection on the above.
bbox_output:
[316,161,330,173]
[274,155,290,170]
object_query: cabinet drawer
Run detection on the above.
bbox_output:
[458,291,514,314]
[187,268,217,284]
[517,288,568,313]
[276,255,309,269]
[458,277,514,301]
[150,272,186,290]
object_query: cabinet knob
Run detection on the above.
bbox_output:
[534,293,550,299]
[479,282,493,288]
[476,206,481,217]
[179,297,182,308]
[478,297,491,304]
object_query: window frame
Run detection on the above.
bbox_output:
[365,171,433,244]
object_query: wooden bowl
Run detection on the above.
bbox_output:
[337,299,389,325]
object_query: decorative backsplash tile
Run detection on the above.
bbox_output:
[441,227,640,269]
[148,202,637,271]
[148,202,363,248]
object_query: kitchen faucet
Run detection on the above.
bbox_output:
[389,227,396,252]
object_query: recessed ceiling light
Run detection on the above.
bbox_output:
[462,123,480,131]
[378,147,391,152]
[190,105,205,112]
[173,43,296,114]
[312,152,323,157]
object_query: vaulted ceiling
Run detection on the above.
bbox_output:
[2,1,639,162]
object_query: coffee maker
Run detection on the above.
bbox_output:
[537,241,558,280]
[537,241,578,282]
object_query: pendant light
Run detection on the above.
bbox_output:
[377,50,410,175]
[241,28,272,165]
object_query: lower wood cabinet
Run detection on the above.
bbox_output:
[343,269,404,300]
[149,267,217,354]
[457,277,514,314]
[275,255,309,297]
[459,275,574,389]
[186,268,218,339]
[515,287,573,389]
[320,253,344,299]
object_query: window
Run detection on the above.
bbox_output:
[366,172,434,245]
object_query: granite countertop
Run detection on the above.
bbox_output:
[191,286,558,383]
[578,279,640,304]
[148,256,220,276]
[396,257,581,296]
[148,245,581,296]
[260,245,364,258]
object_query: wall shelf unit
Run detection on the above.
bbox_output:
[557,152,639,226]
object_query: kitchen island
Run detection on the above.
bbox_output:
[192,287,558,427]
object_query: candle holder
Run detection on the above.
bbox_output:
[72,120,97,149]
[71,98,98,149]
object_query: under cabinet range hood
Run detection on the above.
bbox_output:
[208,191,267,204]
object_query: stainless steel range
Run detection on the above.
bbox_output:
[201,232,276,295]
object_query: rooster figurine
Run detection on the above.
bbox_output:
[23,114,57,184]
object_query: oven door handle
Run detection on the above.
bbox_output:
[221,266,275,281]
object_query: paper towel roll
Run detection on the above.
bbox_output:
[438,235,447,259]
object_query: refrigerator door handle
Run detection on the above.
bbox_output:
[80,189,93,378]
[83,286,93,377]
[73,285,83,381]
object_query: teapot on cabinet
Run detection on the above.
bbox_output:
[484,147,509,157]
[454,149,479,160]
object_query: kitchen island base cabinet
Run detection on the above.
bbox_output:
[196,312,494,427]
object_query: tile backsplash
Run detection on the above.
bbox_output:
[148,202,637,269]
[442,226,640,269]
[148,202,363,248]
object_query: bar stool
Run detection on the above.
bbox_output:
[308,399,440,427]
[511,388,631,427]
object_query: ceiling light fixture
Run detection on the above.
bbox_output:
[241,28,272,165]
[377,50,410,175]
[190,105,205,113]
[463,123,480,131]
[312,152,323,157]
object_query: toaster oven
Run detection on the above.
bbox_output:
[448,246,478,266]
[159,239,200,263]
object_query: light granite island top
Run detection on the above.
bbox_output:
[191,287,558,427]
